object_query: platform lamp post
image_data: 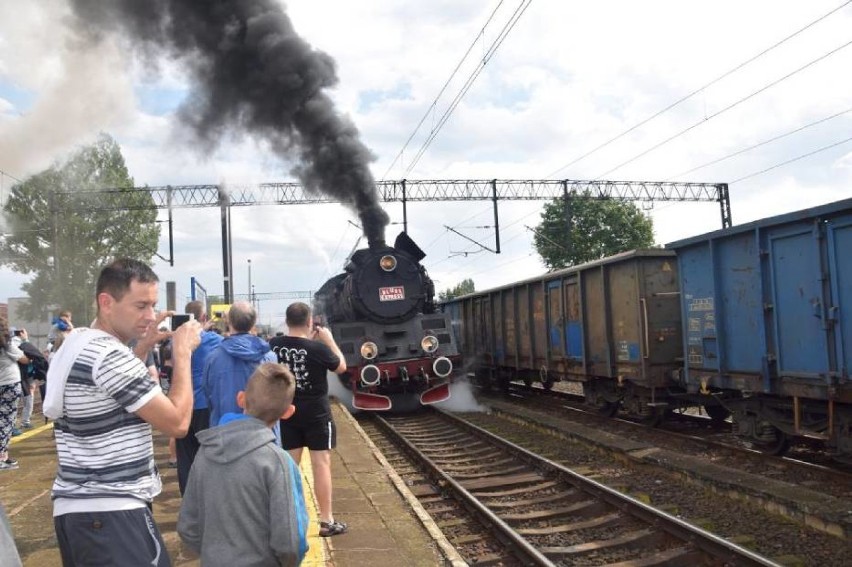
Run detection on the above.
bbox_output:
[247,258,252,308]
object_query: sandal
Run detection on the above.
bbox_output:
[319,520,348,537]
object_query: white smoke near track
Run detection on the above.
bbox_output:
[434,377,487,413]
[326,370,356,413]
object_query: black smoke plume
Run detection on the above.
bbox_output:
[67,0,389,246]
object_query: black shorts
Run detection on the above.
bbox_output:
[280,418,337,451]
[54,507,170,567]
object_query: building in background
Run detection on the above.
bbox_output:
[7,298,53,350]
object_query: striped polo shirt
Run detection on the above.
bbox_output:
[52,335,162,515]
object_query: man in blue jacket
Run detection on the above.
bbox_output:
[174,301,224,495]
[203,301,276,428]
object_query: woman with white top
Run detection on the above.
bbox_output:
[0,317,29,470]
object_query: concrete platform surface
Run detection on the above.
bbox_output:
[2,402,461,566]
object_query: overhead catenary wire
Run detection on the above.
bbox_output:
[0,169,23,184]
[435,6,852,291]
[666,105,852,180]
[545,0,852,179]
[593,36,852,180]
[730,134,852,184]
[381,1,507,181]
[402,0,533,177]
[424,204,495,249]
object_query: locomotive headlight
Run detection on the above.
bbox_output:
[361,364,381,386]
[432,356,453,378]
[379,255,397,272]
[420,335,439,353]
[360,341,378,360]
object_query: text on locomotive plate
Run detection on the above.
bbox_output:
[379,286,405,301]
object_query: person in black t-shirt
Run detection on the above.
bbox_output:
[269,302,348,537]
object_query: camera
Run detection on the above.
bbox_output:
[170,314,194,331]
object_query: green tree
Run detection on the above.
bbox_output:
[438,278,475,301]
[533,193,654,270]
[1,133,160,323]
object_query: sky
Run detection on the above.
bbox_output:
[0,0,851,329]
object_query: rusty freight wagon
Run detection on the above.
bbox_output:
[443,250,684,423]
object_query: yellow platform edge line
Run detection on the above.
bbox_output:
[298,452,330,566]
[12,422,329,565]
[9,421,53,444]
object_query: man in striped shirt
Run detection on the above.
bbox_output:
[46,258,201,567]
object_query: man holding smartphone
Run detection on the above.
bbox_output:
[269,302,348,537]
[45,258,201,566]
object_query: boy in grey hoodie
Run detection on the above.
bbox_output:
[178,363,308,566]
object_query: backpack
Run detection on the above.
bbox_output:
[20,341,49,381]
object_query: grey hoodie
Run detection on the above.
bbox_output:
[177,416,309,566]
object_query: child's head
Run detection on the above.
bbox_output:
[239,362,296,425]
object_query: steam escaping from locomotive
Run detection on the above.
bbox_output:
[66,0,389,245]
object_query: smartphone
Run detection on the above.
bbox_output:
[171,314,193,330]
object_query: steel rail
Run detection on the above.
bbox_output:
[437,409,781,566]
[373,413,556,566]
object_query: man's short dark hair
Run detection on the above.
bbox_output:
[228,301,256,333]
[185,300,204,321]
[285,302,311,327]
[96,258,158,302]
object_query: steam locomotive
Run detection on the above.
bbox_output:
[314,232,461,411]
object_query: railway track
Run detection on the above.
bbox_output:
[363,409,778,566]
[489,382,852,498]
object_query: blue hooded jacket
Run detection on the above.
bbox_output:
[192,331,224,409]
[202,333,276,427]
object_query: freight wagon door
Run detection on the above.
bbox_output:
[473,298,487,362]
[770,229,829,376]
[827,217,852,376]
[547,280,565,360]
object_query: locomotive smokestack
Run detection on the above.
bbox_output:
[367,234,386,249]
[67,0,390,241]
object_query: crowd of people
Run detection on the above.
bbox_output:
[0,258,351,566]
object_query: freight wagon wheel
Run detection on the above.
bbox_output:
[596,401,620,417]
[752,425,790,456]
[540,367,555,391]
[523,376,533,388]
[639,408,666,427]
[702,404,730,425]
[583,384,620,417]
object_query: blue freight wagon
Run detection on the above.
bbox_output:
[667,198,852,456]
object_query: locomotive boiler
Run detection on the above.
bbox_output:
[314,232,461,411]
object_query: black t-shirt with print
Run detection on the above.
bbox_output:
[269,335,340,424]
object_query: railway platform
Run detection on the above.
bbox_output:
[3,402,462,566]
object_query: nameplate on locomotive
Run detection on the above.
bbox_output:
[379,286,405,301]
